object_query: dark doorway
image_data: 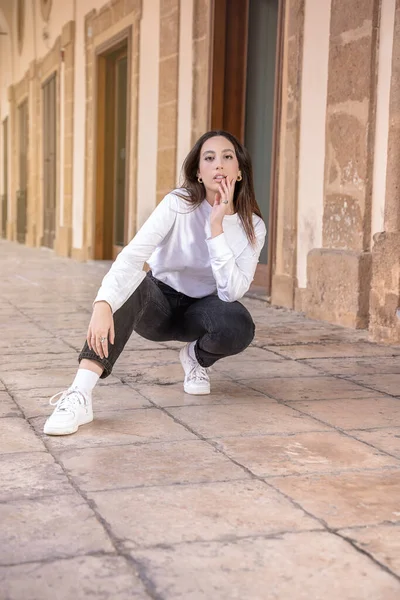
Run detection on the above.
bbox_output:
[95,40,129,260]
[211,0,283,293]
[17,100,28,244]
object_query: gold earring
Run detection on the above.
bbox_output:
[197,176,203,183]
[237,172,243,182]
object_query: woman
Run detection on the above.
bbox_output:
[44,130,266,435]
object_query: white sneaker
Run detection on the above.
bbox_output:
[43,387,93,436]
[179,343,210,395]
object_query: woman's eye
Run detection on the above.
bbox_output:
[205,156,213,161]
[224,155,234,160]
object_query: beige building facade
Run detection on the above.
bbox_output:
[0,0,399,343]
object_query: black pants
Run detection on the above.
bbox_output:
[78,272,255,378]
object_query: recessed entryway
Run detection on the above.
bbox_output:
[17,99,28,244]
[211,0,283,295]
[94,34,130,260]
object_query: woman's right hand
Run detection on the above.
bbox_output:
[87,301,115,359]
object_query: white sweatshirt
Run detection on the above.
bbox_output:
[94,190,267,313]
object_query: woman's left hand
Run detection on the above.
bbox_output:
[210,177,235,236]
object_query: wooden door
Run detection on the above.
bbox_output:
[42,74,57,248]
[95,43,129,260]
[17,100,28,244]
[2,117,8,238]
[211,0,283,294]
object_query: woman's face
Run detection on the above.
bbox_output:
[197,136,241,196]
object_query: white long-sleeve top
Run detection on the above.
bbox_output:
[94,190,267,313]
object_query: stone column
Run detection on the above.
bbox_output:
[271,0,305,308]
[7,85,16,240]
[156,0,180,205]
[191,0,212,145]
[305,0,380,328]
[10,73,29,244]
[369,0,400,343]
[56,21,75,257]
[25,60,38,248]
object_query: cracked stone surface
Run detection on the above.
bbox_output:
[1,240,400,599]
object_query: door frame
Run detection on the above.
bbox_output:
[210,0,285,294]
[93,27,132,260]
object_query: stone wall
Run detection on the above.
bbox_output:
[6,21,75,257]
[369,0,400,343]
[303,0,380,328]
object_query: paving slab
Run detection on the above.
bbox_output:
[0,417,46,453]
[340,524,400,577]
[254,326,369,345]
[288,397,400,430]
[0,338,77,355]
[0,391,22,417]
[349,427,400,458]
[0,452,73,501]
[2,368,120,391]
[226,346,287,361]
[216,430,400,477]
[0,352,77,372]
[136,380,268,407]
[243,376,382,401]
[57,441,249,492]
[272,470,400,529]
[270,342,400,360]
[112,348,182,368]
[123,335,169,351]
[168,403,332,438]
[89,480,320,548]
[0,493,114,565]
[0,555,149,600]
[32,407,197,451]
[346,373,400,396]
[218,358,321,379]
[131,532,400,599]
[303,355,400,376]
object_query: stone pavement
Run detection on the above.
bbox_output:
[1,239,400,599]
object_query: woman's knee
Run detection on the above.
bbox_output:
[234,309,255,349]
[214,304,255,352]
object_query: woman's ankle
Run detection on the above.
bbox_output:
[79,359,104,377]
[72,367,101,396]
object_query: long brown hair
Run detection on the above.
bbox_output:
[176,130,263,245]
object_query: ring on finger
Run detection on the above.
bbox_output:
[222,200,229,204]
[100,336,107,343]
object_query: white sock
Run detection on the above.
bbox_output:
[71,369,100,396]
[188,341,197,362]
